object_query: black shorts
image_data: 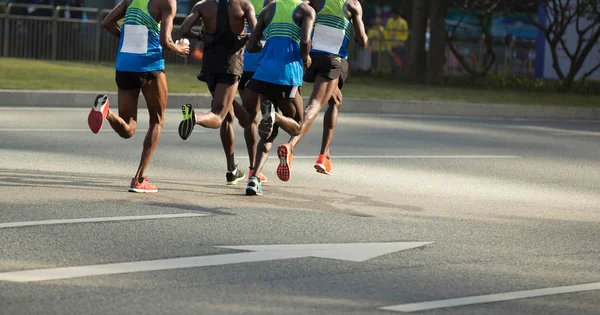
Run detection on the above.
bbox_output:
[239,72,254,91]
[198,72,241,92]
[115,70,162,90]
[246,79,301,100]
[303,52,349,90]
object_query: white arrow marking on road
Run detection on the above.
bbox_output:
[0,213,209,229]
[0,242,431,283]
[379,282,600,313]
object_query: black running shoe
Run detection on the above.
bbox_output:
[226,166,245,185]
[178,104,195,140]
[258,100,275,140]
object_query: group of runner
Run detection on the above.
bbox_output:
[88,0,367,196]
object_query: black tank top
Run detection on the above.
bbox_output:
[201,0,245,76]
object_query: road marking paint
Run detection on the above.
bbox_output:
[0,213,209,229]
[0,242,432,282]
[0,129,202,133]
[379,282,600,312]
[269,155,521,159]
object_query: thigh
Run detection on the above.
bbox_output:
[275,86,303,124]
[212,75,240,116]
[141,71,167,120]
[309,75,339,108]
[117,88,140,123]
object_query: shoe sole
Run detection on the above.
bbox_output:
[88,110,104,134]
[226,177,245,185]
[245,187,262,196]
[88,95,109,134]
[128,188,158,193]
[178,104,195,140]
[258,117,274,140]
[314,163,332,176]
[277,145,291,182]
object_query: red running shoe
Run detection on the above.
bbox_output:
[129,177,158,193]
[248,168,268,184]
[88,95,110,134]
[277,143,293,182]
[314,154,332,176]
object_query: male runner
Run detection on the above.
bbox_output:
[239,0,273,184]
[276,0,367,181]
[88,0,190,193]
[244,0,316,196]
[178,0,256,185]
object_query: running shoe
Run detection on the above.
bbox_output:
[276,143,293,182]
[258,100,275,140]
[88,94,110,134]
[245,176,262,196]
[178,104,196,140]
[129,177,158,193]
[314,154,332,176]
[248,168,268,184]
[226,166,245,185]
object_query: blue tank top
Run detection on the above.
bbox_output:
[115,0,164,72]
[244,0,267,73]
[253,0,304,86]
[310,0,352,59]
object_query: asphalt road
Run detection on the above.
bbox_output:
[1,107,599,315]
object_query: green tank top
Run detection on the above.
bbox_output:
[264,0,302,43]
[312,0,352,58]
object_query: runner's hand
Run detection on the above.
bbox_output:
[303,55,312,69]
[176,39,190,56]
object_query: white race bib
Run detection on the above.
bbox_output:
[120,24,148,54]
[312,24,345,55]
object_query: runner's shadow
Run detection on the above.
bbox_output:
[145,202,235,216]
[0,169,124,191]
[238,185,423,217]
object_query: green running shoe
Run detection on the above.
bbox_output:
[178,104,195,140]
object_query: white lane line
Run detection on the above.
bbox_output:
[0,129,202,133]
[379,282,600,313]
[269,155,521,159]
[0,213,209,229]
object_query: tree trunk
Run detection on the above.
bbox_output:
[408,0,428,83]
[426,0,449,84]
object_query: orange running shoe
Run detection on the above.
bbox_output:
[248,168,268,184]
[276,143,293,182]
[129,177,158,193]
[88,95,110,134]
[314,154,332,176]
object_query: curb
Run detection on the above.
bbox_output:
[1,89,599,120]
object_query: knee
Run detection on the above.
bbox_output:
[120,129,135,139]
[329,96,342,110]
[149,112,165,127]
[289,121,303,136]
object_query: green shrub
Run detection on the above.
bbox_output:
[443,74,600,95]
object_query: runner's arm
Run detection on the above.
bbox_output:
[299,4,316,64]
[100,0,127,38]
[348,0,368,48]
[158,0,185,54]
[247,3,271,53]
[243,0,257,34]
[180,3,203,41]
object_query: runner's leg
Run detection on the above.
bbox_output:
[288,75,339,149]
[107,89,139,139]
[195,82,239,129]
[241,87,260,173]
[321,86,342,158]
[220,108,236,172]
[135,71,167,180]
